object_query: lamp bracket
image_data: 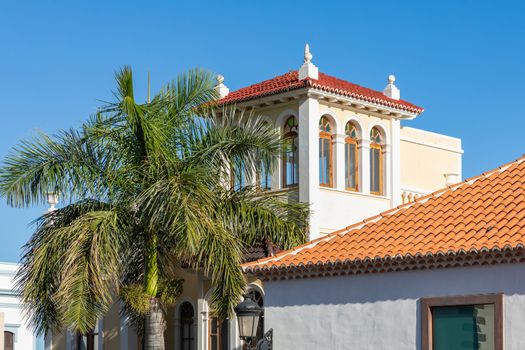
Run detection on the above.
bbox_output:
[255,329,273,350]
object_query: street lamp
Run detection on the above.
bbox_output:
[234,298,272,350]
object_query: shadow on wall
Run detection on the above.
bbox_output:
[264,263,525,308]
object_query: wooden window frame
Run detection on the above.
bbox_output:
[421,293,503,350]
[345,136,358,191]
[282,131,298,188]
[208,317,228,350]
[370,143,383,195]
[319,130,334,188]
[282,116,299,188]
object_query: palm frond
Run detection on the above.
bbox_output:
[0,129,117,207]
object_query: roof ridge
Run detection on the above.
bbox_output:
[243,154,525,270]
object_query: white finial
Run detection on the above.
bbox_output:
[46,192,58,212]
[299,43,318,80]
[388,74,396,84]
[215,74,229,99]
[304,43,312,63]
[383,73,400,100]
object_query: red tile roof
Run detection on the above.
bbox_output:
[244,156,525,278]
[218,71,424,114]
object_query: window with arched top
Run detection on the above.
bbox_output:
[370,127,383,195]
[345,122,359,191]
[283,116,299,187]
[180,302,195,350]
[319,116,334,187]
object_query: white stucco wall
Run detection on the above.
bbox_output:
[0,262,40,350]
[317,188,390,233]
[264,263,525,350]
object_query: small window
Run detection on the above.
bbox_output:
[283,116,299,187]
[319,116,334,187]
[421,294,503,350]
[209,316,229,350]
[345,122,359,191]
[369,127,383,195]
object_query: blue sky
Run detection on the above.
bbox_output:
[0,0,524,262]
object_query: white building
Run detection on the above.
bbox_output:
[0,262,41,350]
[50,44,464,350]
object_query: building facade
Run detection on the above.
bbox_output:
[0,262,41,349]
[49,45,463,350]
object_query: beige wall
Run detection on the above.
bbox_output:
[400,127,462,194]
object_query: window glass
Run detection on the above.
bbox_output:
[370,127,383,194]
[345,122,358,190]
[432,304,495,350]
[231,158,246,191]
[209,316,229,350]
[258,160,271,190]
[283,116,298,187]
[319,116,333,186]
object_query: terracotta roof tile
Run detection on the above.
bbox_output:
[218,71,423,114]
[244,156,525,274]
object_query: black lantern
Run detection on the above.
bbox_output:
[234,298,262,342]
[234,297,273,350]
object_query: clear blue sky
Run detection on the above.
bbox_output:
[0,0,524,262]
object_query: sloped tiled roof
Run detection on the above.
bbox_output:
[244,156,525,278]
[218,71,424,114]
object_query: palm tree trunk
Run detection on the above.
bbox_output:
[144,297,165,350]
[144,233,164,350]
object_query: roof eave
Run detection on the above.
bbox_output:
[218,86,423,120]
[244,245,525,281]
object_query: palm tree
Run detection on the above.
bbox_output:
[0,67,308,349]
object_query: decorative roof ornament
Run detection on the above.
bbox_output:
[298,43,318,80]
[382,74,400,100]
[215,74,229,99]
[304,43,313,63]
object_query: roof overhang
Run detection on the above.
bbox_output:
[222,87,422,120]
[244,245,525,281]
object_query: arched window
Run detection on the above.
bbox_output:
[243,289,264,350]
[180,302,195,350]
[370,127,383,195]
[345,122,359,191]
[283,116,298,187]
[319,116,333,187]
